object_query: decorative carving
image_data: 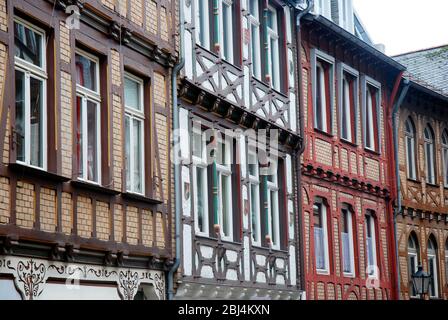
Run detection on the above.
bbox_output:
[15,260,47,300]
[118,270,140,300]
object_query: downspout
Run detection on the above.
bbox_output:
[391,77,410,300]
[287,0,313,297]
[167,0,185,300]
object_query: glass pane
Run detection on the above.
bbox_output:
[248,153,257,177]
[313,204,322,227]
[76,53,97,92]
[192,131,202,159]
[251,25,259,77]
[15,70,26,162]
[29,77,43,167]
[342,232,351,273]
[270,38,278,88]
[133,119,143,193]
[429,258,435,296]
[250,184,259,243]
[87,101,98,182]
[249,0,258,17]
[367,236,374,273]
[217,141,227,165]
[196,167,205,233]
[221,174,230,238]
[222,3,232,62]
[314,227,325,270]
[270,190,277,245]
[14,22,42,67]
[125,77,141,111]
[76,96,83,178]
[125,116,131,191]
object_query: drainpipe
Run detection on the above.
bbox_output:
[287,0,313,297]
[391,77,410,300]
[167,0,185,300]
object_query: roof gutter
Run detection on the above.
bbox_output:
[167,0,185,300]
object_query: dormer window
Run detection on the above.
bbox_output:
[362,76,381,152]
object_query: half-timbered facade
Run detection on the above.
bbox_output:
[174,0,303,300]
[394,46,448,300]
[299,1,405,300]
[0,0,176,300]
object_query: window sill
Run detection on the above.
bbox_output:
[425,182,439,188]
[251,244,288,254]
[316,270,330,276]
[340,138,357,148]
[314,128,334,138]
[407,178,420,184]
[343,273,356,278]
[122,192,163,205]
[71,180,120,195]
[364,147,381,156]
[9,163,70,183]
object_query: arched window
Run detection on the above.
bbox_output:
[442,130,448,187]
[427,235,439,298]
[424,125,436,184]
[405,118,417,179]
[313,197,330,274]
[341,204,355,276]
[365,210,378,278]
[408,232,420,297]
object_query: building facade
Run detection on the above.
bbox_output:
[299,0,405,300]
[0,0,176,299]
[394,46,448,300]
[174,0,303,299]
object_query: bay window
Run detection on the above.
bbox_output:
[266,160,280,250]
[424,125,436,184]
[266,5,280,91]
[14,18,47,169]
[216,136,233,241]
[248,0,261,79]
[427,236,439,298]
[248,148,261,246]
[192,126,209,236]
[405,117,417,180]
[363,77,380,152]
[75,49,101,184]
[124,73,145,194]
[219,0,234,63]
[407,233,419,298]
[339,65,358,143]
[314,198,329,273]
[341,205,355,276]
[442,130,448,187]
[312,50,334,134]
[365,211,378,278]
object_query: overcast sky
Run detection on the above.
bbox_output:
[353,0,448,56]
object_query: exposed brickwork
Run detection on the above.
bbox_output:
[160,6,169,42]
[60,71,72,177]
[0,176,9,224]
[146,0,158,35]
[77,196,92,238]
[112,93,123,191]
[142,209,153,247]
[0,0,7,32]
[154,72,166,107]
[96,201,110,241]
[61,192,73,235]
[130,0,144,27]
[16,181,35,229]
[156,211,165,248]
[40,187,57,233]
[114,204,123,243]
[126,206,139,245]
[155,113,169,199]
[59,21,71,64]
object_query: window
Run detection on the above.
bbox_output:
[192,126,209,236]
[266,159,280,250]
[248,0,261,79]
[424,125,436,184]
[14,18,47,169]
[216,135,233,241]
[314,0,331,18]
[75,49,101,184]
[266,5,280,91]
[442,130,448,187]
[341,205,355,276]
[427,236,439,298]
[195,0,210,49]
[408,233,420,298]
[314,198,329,273]
[339,65,358,143]
[363,78,380,152]
[405,118,417,180]
[365,211,378,278]
[219,0,234,63]
[338,0,354,32]
[248,146,261,246]
[124,74,145,194]
[312,51,334,134]
[445,239,448,287]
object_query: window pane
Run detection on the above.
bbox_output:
[251,25,260,78]
[192,131,202,159]
[270,190,278,245]
[133,119,143,193]
[222,3,232,62]
[29,77,43,167]
[221,174,230,238]
[250,184,259,243]
[270,38,278,89]
[196,167,206,233]
[15,70,26,162]
[248,153,257,177]
[76,54,97,92]
[217,141,227,165]
[14,22,42,67]
[250,0,258,17]
[314,227,325,270]
[342,232,351,273]
[76,96,83,178]
[125,77,141,111]
[125,116,131,191]
[87,101,98,182]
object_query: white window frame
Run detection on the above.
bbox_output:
[216,135,233,241]
[314,198,330,275]
[408,234,419,298]
[75,48,101,185]
[442,130,448,187]
[338,0,354,32]
[362,76,381,153]
[341,205,355,277]
[195,0,210,49]
[428,239,439,299]
[313,0,331,19]
[267,5,280,91]
[424,125,436,185]
[219,0,234,64]
[248,146,261,247]
[124,73,145,195]
[338,63,359,144]
[266,158,280,250]
[365,212,378,279]
[14,17,48,170]
[405,118,417,180]
[192,126,209,237]
[248,0,261,79]
[311,49,335,135]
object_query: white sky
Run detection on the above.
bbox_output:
[353,0,448,56]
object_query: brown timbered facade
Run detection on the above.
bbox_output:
[0,0,176,300]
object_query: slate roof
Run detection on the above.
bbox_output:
[393,45,448,97]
